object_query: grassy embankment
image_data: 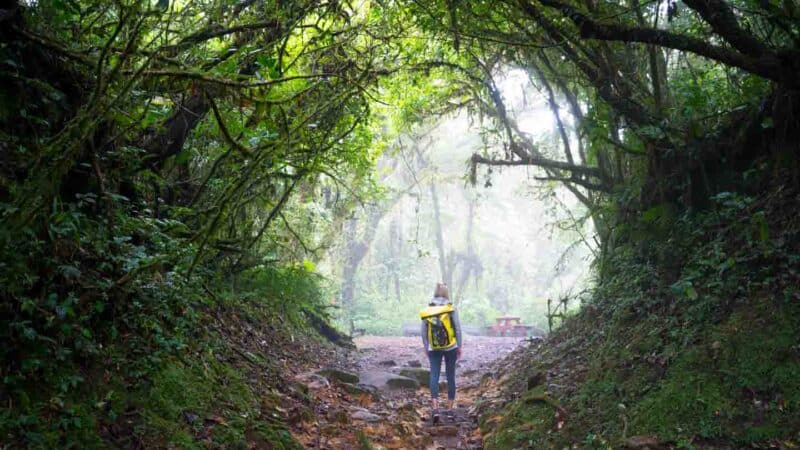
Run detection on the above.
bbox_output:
[1,265,350,449]
[480,178,800,448]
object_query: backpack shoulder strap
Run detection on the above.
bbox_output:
[420,304,454,319]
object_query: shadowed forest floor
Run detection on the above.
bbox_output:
[288,336,524,449]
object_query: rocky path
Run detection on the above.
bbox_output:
[289,336,524,449]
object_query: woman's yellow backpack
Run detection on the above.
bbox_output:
[420,304,457,350]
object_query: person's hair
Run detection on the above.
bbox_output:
[433,283,449,299]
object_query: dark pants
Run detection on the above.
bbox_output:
[428,348,457,400]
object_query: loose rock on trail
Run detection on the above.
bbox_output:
[289,336,523,449]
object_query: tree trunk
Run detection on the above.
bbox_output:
[429,183,453,290]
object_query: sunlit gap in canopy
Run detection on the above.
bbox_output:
[323,67,595,337]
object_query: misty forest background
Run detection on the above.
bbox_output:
[1,0,799,448]
[329,103,592,335]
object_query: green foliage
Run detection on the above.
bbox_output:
[344,290,423,336]
[236,264,332,328]
[1,0,380,446]
[136,357,299,449]
[483,178,800,446]
[0,195,204,447]
[583,184,800,443]
[482,387,566,449]
[631,303,800,442]
[357,430,376,450]
[0,248,328,447]
[3,0,799,447]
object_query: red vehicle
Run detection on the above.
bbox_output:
[485,316,534,337]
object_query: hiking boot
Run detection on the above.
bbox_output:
[431,408,440,425]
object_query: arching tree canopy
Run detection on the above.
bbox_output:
[1,0,799,447]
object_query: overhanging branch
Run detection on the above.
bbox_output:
[681,0,768,57]
[533,175,609,192]
[534,0,794,86]
[470,153,602,178]
[471,154,610,193]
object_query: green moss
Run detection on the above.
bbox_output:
[133,357,300,449]
[357,430,376,450]
[0,376,107,449]
[628,299,800,444]
[489,252,800,447]
[631,360,733,440]
[482,387,571,449]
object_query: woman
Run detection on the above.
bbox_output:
[420,283,462,420]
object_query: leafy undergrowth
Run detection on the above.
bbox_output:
[1,263,352,449]
[126,298,348,450]
[478,184,800,449]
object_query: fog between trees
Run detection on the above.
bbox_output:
[324,71,593,334]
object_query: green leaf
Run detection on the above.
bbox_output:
[21,298,36,314]
[59,265,81,280]
[640,204,667,223]
[638,125,665,139]
[670,280,698,300]
[257,56,276,70]
[753,211,769,241]
[174,149,192,164]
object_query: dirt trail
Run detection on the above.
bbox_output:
[290,336,524,449]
